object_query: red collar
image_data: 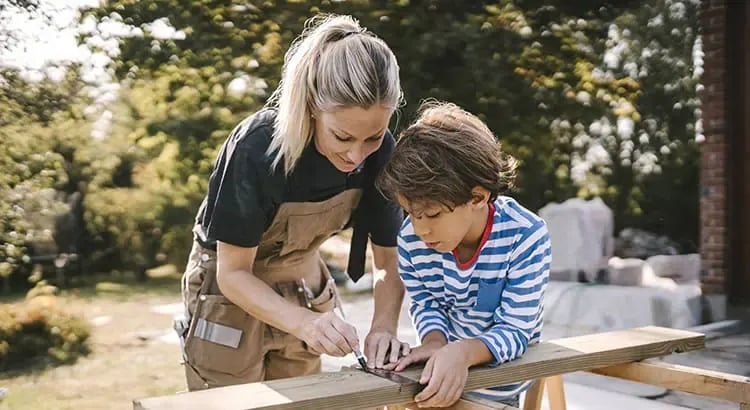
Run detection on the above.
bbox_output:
[453,203,495,270]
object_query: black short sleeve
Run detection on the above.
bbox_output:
[197,111,280,249]
[195,109,402,251]
[207,147,268,248]
[361,131,404,247]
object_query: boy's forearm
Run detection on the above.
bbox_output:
[422,329,449,346]
[455,338,495,367]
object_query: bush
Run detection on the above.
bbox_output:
[83,186,167,279]
[0,282,90,371]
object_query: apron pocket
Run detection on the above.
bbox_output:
[280,203,346,257]
[308,278,338,313]
[185,294,262,376]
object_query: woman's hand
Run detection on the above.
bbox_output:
[296,310,361,357]
[365,327,410,369]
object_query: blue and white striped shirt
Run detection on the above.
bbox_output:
[398,196,552,400]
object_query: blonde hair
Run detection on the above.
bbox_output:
[265,14,403,175]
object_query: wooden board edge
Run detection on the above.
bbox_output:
[590,360,750,403]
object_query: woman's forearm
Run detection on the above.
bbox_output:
[218,269,314,338]
[370,244,405,332]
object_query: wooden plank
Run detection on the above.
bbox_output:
[387,396,518,410]
[134,326,704,410]
[590,360,750,404]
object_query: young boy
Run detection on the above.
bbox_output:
[376,101,552,408]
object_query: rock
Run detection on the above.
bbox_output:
[607,257,678,290]
[646,254,701,283]
[539,197,614,282]
[615,228,680,259]
[608,257,647,287]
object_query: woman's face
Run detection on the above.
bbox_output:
[313,105,392,173]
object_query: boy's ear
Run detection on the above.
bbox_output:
[469,186,491,208]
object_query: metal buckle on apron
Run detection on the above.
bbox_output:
[173,315,190,363]
[299,278,314,308]
[194,318,243,349]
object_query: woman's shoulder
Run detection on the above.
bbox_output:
[220,108,280,174]
[230,108,277,150]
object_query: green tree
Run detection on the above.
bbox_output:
[77,0,701,269]
[0,67,91,282]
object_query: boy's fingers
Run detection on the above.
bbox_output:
[415,365,440,402]
[421,373,461,408]
[393,359,408,372]
[414,380,438,403]
[382,361,398,371]
[394,354,416,371]
[441,376,463,407]
[449,382,464,406]
[419,356,435,385]
[394,348,427,371]
[421,385,448,408]
[400,342,411,357]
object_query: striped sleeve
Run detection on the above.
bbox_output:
[477,221,551,366]
[398,234,450,341]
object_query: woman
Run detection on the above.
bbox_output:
[178,14,407,391]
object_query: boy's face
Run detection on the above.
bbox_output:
[396,195,479,253]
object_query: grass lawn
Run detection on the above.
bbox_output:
[0,266,187,410]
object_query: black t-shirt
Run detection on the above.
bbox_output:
[193,108,403,250]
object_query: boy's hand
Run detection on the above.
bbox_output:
[413,343,469,408]
[389,339,445,371]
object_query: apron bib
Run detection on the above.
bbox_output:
[181,188,362,390]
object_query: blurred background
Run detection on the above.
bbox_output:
[0,1,748,409]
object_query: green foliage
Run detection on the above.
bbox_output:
[0,68,92,279]
[0,281,91,371]
[0,0,703,291]
[0,0,701,284]
[79,0,700,254]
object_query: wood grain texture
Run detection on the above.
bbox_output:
[385,396,518,410]
[590,360,750,403]
[134,326,704,410]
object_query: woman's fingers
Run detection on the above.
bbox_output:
[329,313,359,353]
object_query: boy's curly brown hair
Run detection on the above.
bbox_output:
[376,100,518,209]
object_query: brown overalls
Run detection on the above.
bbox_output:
[180,188,362,391]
